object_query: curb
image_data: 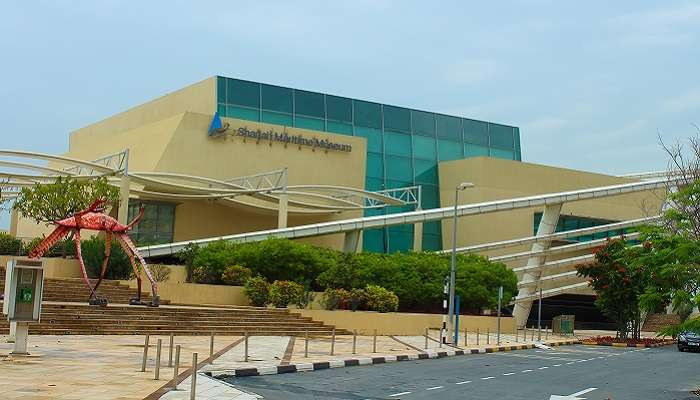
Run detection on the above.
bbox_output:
[208,339,581,379]
[580,339,676,348]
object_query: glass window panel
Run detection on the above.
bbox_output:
[366,152,384,178]
[217,76,226,103]
[414,159,438,184]
[364,207,385,217]
[353,100,381,128]
[261,111,292,126]
[563,217,579,231]
[294,116,324,131]
[412,110,435,136]
[387,230,413,253]
[386,179,412,189]
[489,123,514,149]
[464,144,490,157]
[326,95,352,122]
[327,121,353,135]
[217,104,226,116]
[514,127,522,161]
[226,78,260,108]
[412,135,436,160]
[438,139,463,161]
[354,127,382,153]
[294,90,325,118]
[424,221,441,235]
[463,119,489,146]
[422,185,440,208]
[422,233,442,251]
[365,176,384,191]
[383,105,411,133]
[362,229,386,253]
[385,155,413,182]
[490,148,514,160]
[437,114,462,140]
[384,131,412,157]
[261,84,293,113]
[227,105,259,122]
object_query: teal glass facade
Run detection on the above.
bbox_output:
[533,213,634,242]
[216,76,522,253]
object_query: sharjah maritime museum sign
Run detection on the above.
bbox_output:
[208,113,352,153]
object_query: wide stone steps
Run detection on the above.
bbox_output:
[0,270,345,336]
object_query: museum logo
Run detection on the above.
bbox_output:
[208,113,352,152]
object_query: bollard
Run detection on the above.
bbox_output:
[487,328,490,345]
[330,329,336,356]
[476,328,480,345]
[464,328,468,346]
[173,345,181,390]
[424,328,429,349]
[190,352,198,400]
[140,334,150,372]
[531,326,535,341]
[546,325,549,340]
[244,331,249,362]
[373,329,377,353]
[514,328,518,342]
[154,339,162,380]
[209,332,214,364]
[168,332,174,367]
[352,330,357,354]
[304,329,309,358]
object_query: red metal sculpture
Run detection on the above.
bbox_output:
[28,199,160,307]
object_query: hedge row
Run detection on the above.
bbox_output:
[188,238,517,313]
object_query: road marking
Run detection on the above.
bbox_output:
[565,362,575,365]
[482,377,495,380]
[552,364,562,367]
[426,386,444,390]
[641,348,650,351]
[521,369,533,373]
[570,387,598,396]
[503,372,515,376]
[597,356,605,359]
[389,392,411,397]
[538,366,549,369]
[455,380,471,385]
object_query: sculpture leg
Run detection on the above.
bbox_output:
[118,234,145,306]
[92,232,112,294]
[28,225,69,259]
[118,234,159,307]
[89,232,112,307]
[73,230,99,304]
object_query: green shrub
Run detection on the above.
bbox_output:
[296,287,315,309]
[80,236,132,280]
[23,236,76,258]
[0,233,22,255]
[176,242,200,283]
[221,265,252,286]
[365,285,399,313]
[23,237,44,255]
[243,276,270,307]
[348,288,367,311]
[192,241,234,284]
[321,288,348,310]
[268,280,304,308]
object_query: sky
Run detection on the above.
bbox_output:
[0,1,699,229]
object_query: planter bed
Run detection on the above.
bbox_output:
[581,336,676,348]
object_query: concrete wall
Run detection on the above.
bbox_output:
[0,255,83,279]
[297,309,515,336]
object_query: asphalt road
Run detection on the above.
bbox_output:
[221,345,700,400]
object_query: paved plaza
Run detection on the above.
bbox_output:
[0,329,580,399]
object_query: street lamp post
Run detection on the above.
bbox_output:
[448,182,474,342]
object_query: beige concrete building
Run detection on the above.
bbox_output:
[6,76,666,327]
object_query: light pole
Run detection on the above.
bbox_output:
[448,182,474,342]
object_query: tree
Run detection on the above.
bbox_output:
[577,238,653,340]
[13,176,120,223]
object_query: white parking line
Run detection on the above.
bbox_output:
[503,372,515,376]
[552,364,562,367]
[482,377,495,380]
[521,369,533,373]
[455,380,471,385]
[426,386,444,390]
[389,391,411,397]
[538,366,549,369]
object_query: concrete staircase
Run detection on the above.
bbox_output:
[642,313,681,332]
[0,266,345,336]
